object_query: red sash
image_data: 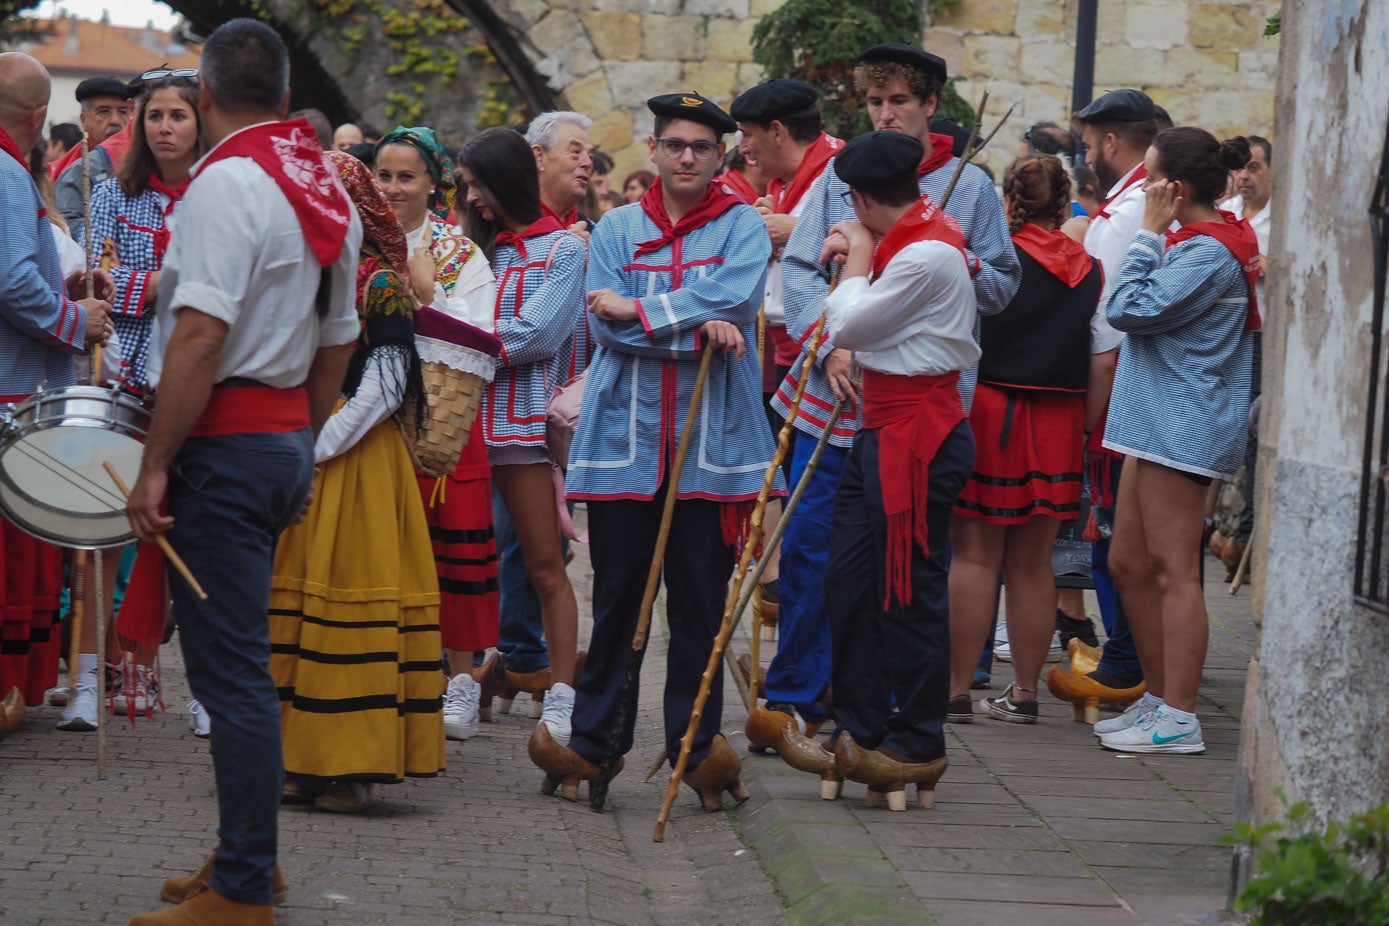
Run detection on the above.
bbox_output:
[146,174,190,265]
[766,133,842,214]
[1095,164,1147,220]
[918,133,956,176]
[495,215,566,259]
[634,179,745,258]
[0,125,26,169]
[1011,223,1095,288]
[1165,210,1262,331]
[861,370,965,608]
[870,195,966,279]
[198,119,351,267]
[189,386,310,437]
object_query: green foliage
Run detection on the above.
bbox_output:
[1224,798,1389,925]
[1264,11,1281,37]
[750,0,924,137]
[0,0,55,45]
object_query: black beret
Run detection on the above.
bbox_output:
[833,131,924,188]
[855,43,948,84]
[1074,88,1155,124]
[730,79,819,124]
[76,77,132,102]
[647,92,737,135]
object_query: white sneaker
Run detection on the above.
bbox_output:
[56,667,98,731]
[443,673,480,741]
[994,629,1062,664]
[538,682,575,748]
[114,665,159,716]
[187,699,211,738]
[1093,693,1160,737]
[1099,707,1205,754]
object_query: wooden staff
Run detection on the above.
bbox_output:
[938,90,1017,212]
[102,462,210,600]
[1229,540,1252,595]
[588,348,715,812]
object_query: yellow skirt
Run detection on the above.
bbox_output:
[270,416,445,783]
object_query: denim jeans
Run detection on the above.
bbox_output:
[166,430,313,906]
[492,483,548,673]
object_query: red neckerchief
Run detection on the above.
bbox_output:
[870,194,966,280]
[918,133,956,176]
[1012,222,1095,288]
[860,369,965,608]
[0,124,25,169]
[717,169,759,205]
[1095,163,1147,220]
[634,179,744,258]
[766,133,843,214]
[1165,210,1262,331]
[495,215,565,260]
[146,173,190,265]
[198,119,351,267]
[47,123,132,180]
[542,201,579,227]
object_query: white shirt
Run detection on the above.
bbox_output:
[149,124,362,388]
[1083,162,1151,351]
[1219,193,1269,313]
[762,172,823,327]
[405,220,497,330]
[826,240,979,376]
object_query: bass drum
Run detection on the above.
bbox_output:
[0,386,152,549]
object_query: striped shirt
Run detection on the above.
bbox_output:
[1102,230,1253,479]
[0,155,86,397]
[482,230,587,448]
[565,199,779,501]
[773,155,1019,447]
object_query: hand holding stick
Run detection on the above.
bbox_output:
[102,461,209,600]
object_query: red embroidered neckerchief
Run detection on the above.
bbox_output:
[1095,163,1147,220]
[146,174,190,265]
[766,133,843,214]
[542,201,579,227]
[870,194,966,280]
[633,178,744,258]
[495,215,565,260]
[918,133,956,176]
[1165,210,1262,331]
[198,119,351,267]
[0,124,26,170]
[1011,223,1095,288]
[717,169,759,205]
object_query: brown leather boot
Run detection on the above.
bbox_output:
[528,723,621,802]
[160,853,288,905]
[131,883,274,925]
[777,725,842,800]
[470,652,505,722]
[683,734,750,812]
[833,731,948,810]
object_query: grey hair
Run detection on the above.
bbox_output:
[526,111,592,152]
[201,18,289,114]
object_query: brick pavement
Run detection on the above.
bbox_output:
[0,513,1250,926]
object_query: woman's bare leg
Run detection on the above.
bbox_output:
[1107,455,1167,698]
[1000,517,1063,696]
[948,516,1006,698]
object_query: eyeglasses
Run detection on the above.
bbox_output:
[140,68,198,82]
[655,138,720,161]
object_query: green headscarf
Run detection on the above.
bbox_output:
[377,125,456,217]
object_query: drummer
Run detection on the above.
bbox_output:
[0,52,113,723]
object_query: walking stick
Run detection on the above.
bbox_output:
[654,397,848,841]
[588,347,715,812]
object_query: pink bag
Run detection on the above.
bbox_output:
[546,370,586,471]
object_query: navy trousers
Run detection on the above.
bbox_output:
[827,421,973,762]
[167,430,314,906]
[569,488,733,769]
[1091,453,1142,686]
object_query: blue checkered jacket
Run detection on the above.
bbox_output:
[89,179,170,387]
[565,199,781,502]
[773,157,1019,446]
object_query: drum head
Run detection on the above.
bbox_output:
[0,424,143,548]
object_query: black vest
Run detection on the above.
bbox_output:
[978,245,1102,392]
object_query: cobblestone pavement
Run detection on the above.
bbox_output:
[0,511,1250,926]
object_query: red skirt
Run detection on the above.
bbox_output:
[954,383,1084,525]
[0,519,64,705]
[417,416,499,652]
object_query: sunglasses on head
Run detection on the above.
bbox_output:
[140,68,199,82]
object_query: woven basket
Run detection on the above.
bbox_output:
[404,334,497,477]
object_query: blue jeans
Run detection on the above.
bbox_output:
[167,430,313,906]
[492,483,548,673]
[1090,455,1142,686]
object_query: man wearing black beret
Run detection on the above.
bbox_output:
[54,76,133,242]
[764,41,1020,764]
[778,130,978,808]
[529,91,778,811]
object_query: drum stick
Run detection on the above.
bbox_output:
[101,461,210,601]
